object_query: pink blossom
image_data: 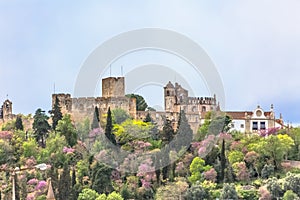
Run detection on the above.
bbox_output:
[63,146,75,154]
[219,132,232,140]
[0,131,13,140]
[35,180,47,191]
[27,178,38,185]
[141,179,151,189]
[25,157,37,168]
[203,168,217,182]
[259,127,280,137]
[26,193,35,200]
[89,128,104,138]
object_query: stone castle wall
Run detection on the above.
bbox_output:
[52,77,218,134]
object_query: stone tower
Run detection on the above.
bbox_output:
[1,99,13,120]
[164,81,176,112]
[102,77,125,98]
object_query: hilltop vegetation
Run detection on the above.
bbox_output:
[1,107,300,200]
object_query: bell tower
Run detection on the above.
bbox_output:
[164,81,176,112]
[1,99,12,120]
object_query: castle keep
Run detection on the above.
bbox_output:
[52,77,136,123]
[53,77,218,133]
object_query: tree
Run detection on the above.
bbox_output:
[50,96,63,130]
[284,172,300,197]
[113,119,152,145]
[266,177,283,199]
[184,184,208,200]
[56,114,77,147]
[161,118,175,144]
[250,134,294,169]
[125,94,148,111]
[188,157,211,184]
[15,115,24,130]
[283,190,300,200]
[92,107,100,129]
[78,188,99,200]
[155,180,188,200]
[58,162,71,200]
[220,183,238,200]
[174,110,193,150]
[143,112,152,123]
[105,107,116,145]
[33,108,51,147]
[228,150,244,165]
[220,139,226,182]
[91,161,113,194]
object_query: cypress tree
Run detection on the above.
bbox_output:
[15,115,24,130]
[143,112,152,123]
[33,108,51,148]
[105,107,116,145]
[91,107,100,129]
[51,96,63,130]
[161,118,175,144]
[220,139,226,182]
[175,110,193,150]
[58,162,71,200]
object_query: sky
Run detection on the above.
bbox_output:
[0,0,300,125]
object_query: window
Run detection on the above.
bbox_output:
[260,122,266,130]
[240,124,244,128]
[252,122,258,130]
[202,106,206,112]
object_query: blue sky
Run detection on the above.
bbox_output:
[0,0,300,125]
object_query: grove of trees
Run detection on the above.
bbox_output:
[1,106,300,200]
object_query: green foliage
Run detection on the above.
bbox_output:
[105,107,116,145]
[288,128,300,160]
[175,110,193,150]
[76,118,90,141]
[114,119,152,145]
[33,108,51,147]
[220,183,238,200]
[37,131,67,166]
[106,191,124,200]
[249,134,294,169]
[112,108,130,124]
[184,184,208,200]
[96,194,107,200]
[266,177,283,199]
[91,161,113,194]
[22,138,38,158]
[237,185,259,200]
[56,114,77,147]
[0,139,14,164]
[50,96,63,130]
[189,157,212,184]
[143,112,152,123]
[261,164,275,179]
[1,119,16,131]
[58,162,72,200]
[155,180,188,200]
[284,172,300,197]
[78,188,99,200]
[126,94,148,111]
[15,115,24,130]
[283,190,300,200]
[161,118,175,144]
[228,150,244,165]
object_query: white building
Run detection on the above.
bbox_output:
[226,105,285,133]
